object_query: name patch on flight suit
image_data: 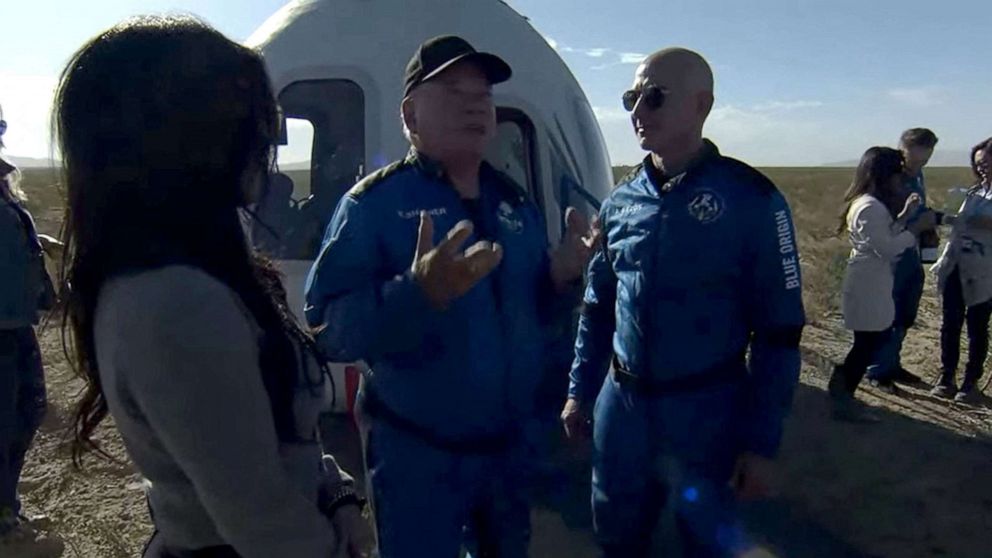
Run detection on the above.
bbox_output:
[617,203,644,218]
[397,207,448,219]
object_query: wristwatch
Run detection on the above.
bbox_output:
[321,485,368,518]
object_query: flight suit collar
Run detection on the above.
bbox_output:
[405,147,524,206]
[643,139,720,194]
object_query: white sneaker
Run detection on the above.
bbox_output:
[0,521,65,558]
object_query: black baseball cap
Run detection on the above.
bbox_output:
[404,35,512,97]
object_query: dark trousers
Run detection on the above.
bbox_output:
[359,414,532,558]
[0,327,46,528]
[592,376,748,558]
[868,250,925,381]
[940,268,992,387]
[893,248,925,329]
[838,330,892,394]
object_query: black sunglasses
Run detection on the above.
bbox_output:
[0,120,6,138]
[622,85,667,112]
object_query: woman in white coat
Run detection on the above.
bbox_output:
[830,147,936,422]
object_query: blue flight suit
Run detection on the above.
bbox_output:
[305,150,575,557]
[569,140,805,557]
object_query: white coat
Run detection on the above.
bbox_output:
[841,195,916,331]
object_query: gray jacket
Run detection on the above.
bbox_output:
[95,266,351,557]
[933,184,992,306]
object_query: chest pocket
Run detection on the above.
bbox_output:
[655,189,744,295]
[687,227,743,289]
[609,203,660,274]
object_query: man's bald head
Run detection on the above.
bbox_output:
[639,48,714,96]
[628,47,715,161]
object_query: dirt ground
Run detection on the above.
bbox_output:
[12,167,992,557]
[17,282,992,557]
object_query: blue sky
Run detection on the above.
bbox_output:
[2,0,987,165]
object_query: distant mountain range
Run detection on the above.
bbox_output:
[824,150,971,168]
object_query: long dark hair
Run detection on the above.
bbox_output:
[970,137,992,183]
[837,146,906,234]
[55,15,320,465]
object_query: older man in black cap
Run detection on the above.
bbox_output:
[305,35,599,558]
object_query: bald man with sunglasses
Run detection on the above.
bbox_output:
[561,48,806,557]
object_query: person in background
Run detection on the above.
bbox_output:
[561,48,806,557]
[930,137,992,403]
[0,106,63,556]
[866,128,939,391]
[56,16,373,557]
[831,147,937,422]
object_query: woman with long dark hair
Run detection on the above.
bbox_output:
[930,137,992,403]
[830,147,936,422]
[56,16,372,557]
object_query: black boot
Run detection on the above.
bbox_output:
[828,365,848,398]
[954,373,981,403]
[892,366,925,386]
[829,364,880,423]
[929,371,957,398]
